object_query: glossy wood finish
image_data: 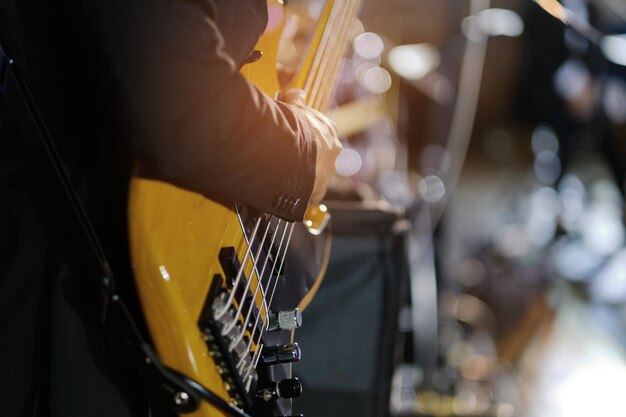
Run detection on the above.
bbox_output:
[129,180,247,417]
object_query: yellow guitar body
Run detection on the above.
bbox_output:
[130,182,248,417]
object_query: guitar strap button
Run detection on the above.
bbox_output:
[245,49,263,64]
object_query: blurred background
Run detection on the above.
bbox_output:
[281,1,626,416]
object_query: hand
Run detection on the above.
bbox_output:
[281,88,342,204]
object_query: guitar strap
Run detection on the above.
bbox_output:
[0,44,250,417]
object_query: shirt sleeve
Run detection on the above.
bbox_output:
[82,0,317,221]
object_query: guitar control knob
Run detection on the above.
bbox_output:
[262,343,301,365]
[277,378,302,399]
[267,308,302,332]
[257,378,303,401]
[268,309,302,331]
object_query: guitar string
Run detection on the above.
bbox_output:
[304,0,344,104]
[214,217,263,320]
[244,0,358,375]
[312,2,358,111]
[327,1,360,106]
[316,0,353,108]
[316,1,360,111]
[231,0,352,343]
[240,3,347,370]
[225,215,282,387]
[302,0,332,102]
[216,2,336,319]
[233,0,345,347]
[311,1,349,110]
[307,1,343,107]
[229,216,287,349]
[224,1,341,328]
[248,223,296,374]
[235,219,292,372]
[220,215,275,335]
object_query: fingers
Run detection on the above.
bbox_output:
[308,116,342,203]
[278,89,342,204]
[281,89,339,147]
[281,88,307,105]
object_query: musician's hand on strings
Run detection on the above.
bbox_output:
[281,88,342,204]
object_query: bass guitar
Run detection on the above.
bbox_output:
[128,1,361,415]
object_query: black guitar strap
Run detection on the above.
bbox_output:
[0,44,250,417]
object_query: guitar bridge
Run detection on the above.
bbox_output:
[198,273,262,409]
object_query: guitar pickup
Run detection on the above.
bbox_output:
[219,246,241,289]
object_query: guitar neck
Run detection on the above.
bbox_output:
[293,0,363,113]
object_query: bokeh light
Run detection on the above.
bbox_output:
[388,43,440,80]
